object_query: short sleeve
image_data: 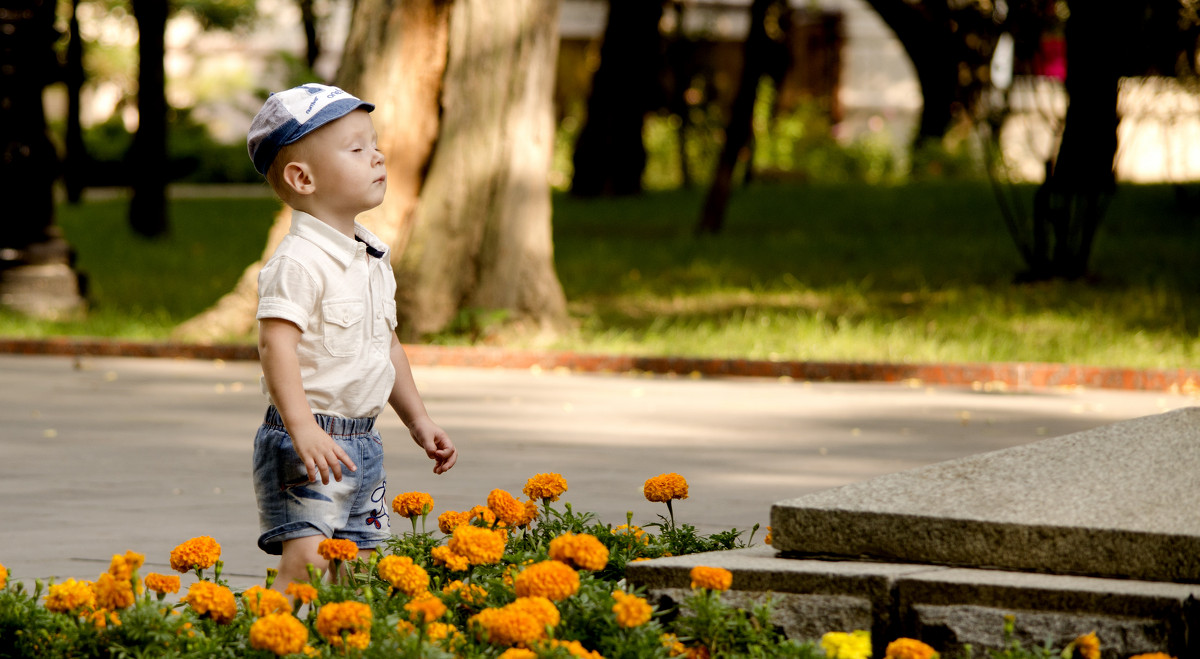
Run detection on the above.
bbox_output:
[257,256,319,332]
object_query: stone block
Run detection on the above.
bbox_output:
[771,408,1200,583]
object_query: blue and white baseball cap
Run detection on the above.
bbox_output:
[247,83,375,176]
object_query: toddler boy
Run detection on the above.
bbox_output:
[246,84,457,590]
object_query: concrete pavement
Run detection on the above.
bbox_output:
[1,352,1194,592]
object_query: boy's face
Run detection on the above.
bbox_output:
[297,109,386,218]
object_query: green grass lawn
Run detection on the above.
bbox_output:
[3,183,1198,369]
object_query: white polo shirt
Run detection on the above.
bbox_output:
[257,211,398,419]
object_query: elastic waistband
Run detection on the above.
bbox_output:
[264,405,376,436]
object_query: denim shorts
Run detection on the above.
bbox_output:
[252,406,390,555]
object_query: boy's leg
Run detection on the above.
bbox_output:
[273,535,329,593]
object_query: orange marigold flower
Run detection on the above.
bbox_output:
[612,590,653,628]
[398,619,459,642]
[885,637,939,659]
[316,601,372,650]
[184,581,237,624]
[764,526,773,546]
[94,572,135,610]
[443,579,489,606]
[44,578,97,614]
[469,604,548,647]
[689,566,732,591]
[499,649,539,659]
[514,560,580,601]
[106,552,144,581]
[377,555,429,596]
[548,532,609,571]
[643,473,689,503]
[662,633,687,656]
[404,591,448,623]
[285,581,319,604]
[1072,632,1100,659]
[438,510,472,534]
[487,489,527,526]
[518,500,540,527]
[468,505,498,527]
[508,596,560,628]
[0,563,7,590]
[1128,654,1176,659]
[448,525,507,565]
[523,473,568,502]
[317,538,360,562]
[431,545,471,572]
[169,536,221,573]
[614,524,648,543]
[392,491,435,519]
[243,585,291,617]
[538,639,604,658]
[144,573,180,595]
[87,608,121,630]
[250,612,309,656]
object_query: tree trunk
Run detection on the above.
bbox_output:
[174,0,452,342]
[569,0,665,197]
[397,0,567,338]
[1021,0,1127,281]
[129,0,169,238]
[175,0,568,344]
[695,0,786,235]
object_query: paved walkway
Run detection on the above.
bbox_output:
[1,353,1193,591]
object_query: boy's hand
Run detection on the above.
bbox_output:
[410,418,457,474]
[291,422,358,485]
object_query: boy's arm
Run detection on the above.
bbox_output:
[259,317,357,484]
[388,334,457,474]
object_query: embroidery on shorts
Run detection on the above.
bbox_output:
[365,480,388,530]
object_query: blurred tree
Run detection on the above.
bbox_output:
[176,0,567,342]
[570,0,667,196]
[127,0,256,238]
[695,0,789,235]
[0,0,85,317]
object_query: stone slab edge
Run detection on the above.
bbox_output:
[626,546,1200,657]
[3,337,1200,393]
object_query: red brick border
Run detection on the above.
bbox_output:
[1,337,1197,394]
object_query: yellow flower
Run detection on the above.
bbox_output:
[94,572,135,611]
[487,489,527,526]
[1070,632,1100,659]
[820,630,872,659]
[87,608,121,630]
[250,612,309,656]
[392,491,435,519]
[106,552,144,581]
[499,649,539,659]
[468,505,498,527]
[885,638,938,659]
[183,581,237,624]
[398,619,459,642]
[688,566,732,591]
[377,555,429,596]
[514,560,580,601]
[242,585,291,617]
[612,590,653,628]
[549,532,610,571]
[317,538,359,562]
[443,579,489,606]
[316,601,372,650]
[438,510,472,534]
[0,563,6,589]
[404,591,448,623]
[45,579,97,614]
[643,473,689,503]
[614,524,648,544]
[431,545,471,572]
[523,473,568,503]
[448,525,507,565]
[285,582,319,605]
[469,604,549,647]
[169,536,221,573]
[145,573,180,596]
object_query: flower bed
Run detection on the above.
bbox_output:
[0,473,1177,658]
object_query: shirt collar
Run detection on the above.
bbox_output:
[289,210,389,267]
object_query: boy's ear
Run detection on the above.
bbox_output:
[281,161,315,196]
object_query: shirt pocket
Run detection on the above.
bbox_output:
[322,298,364,357]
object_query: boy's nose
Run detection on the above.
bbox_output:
[373,150,385,166]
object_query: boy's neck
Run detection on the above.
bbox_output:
[293,203,357,239]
